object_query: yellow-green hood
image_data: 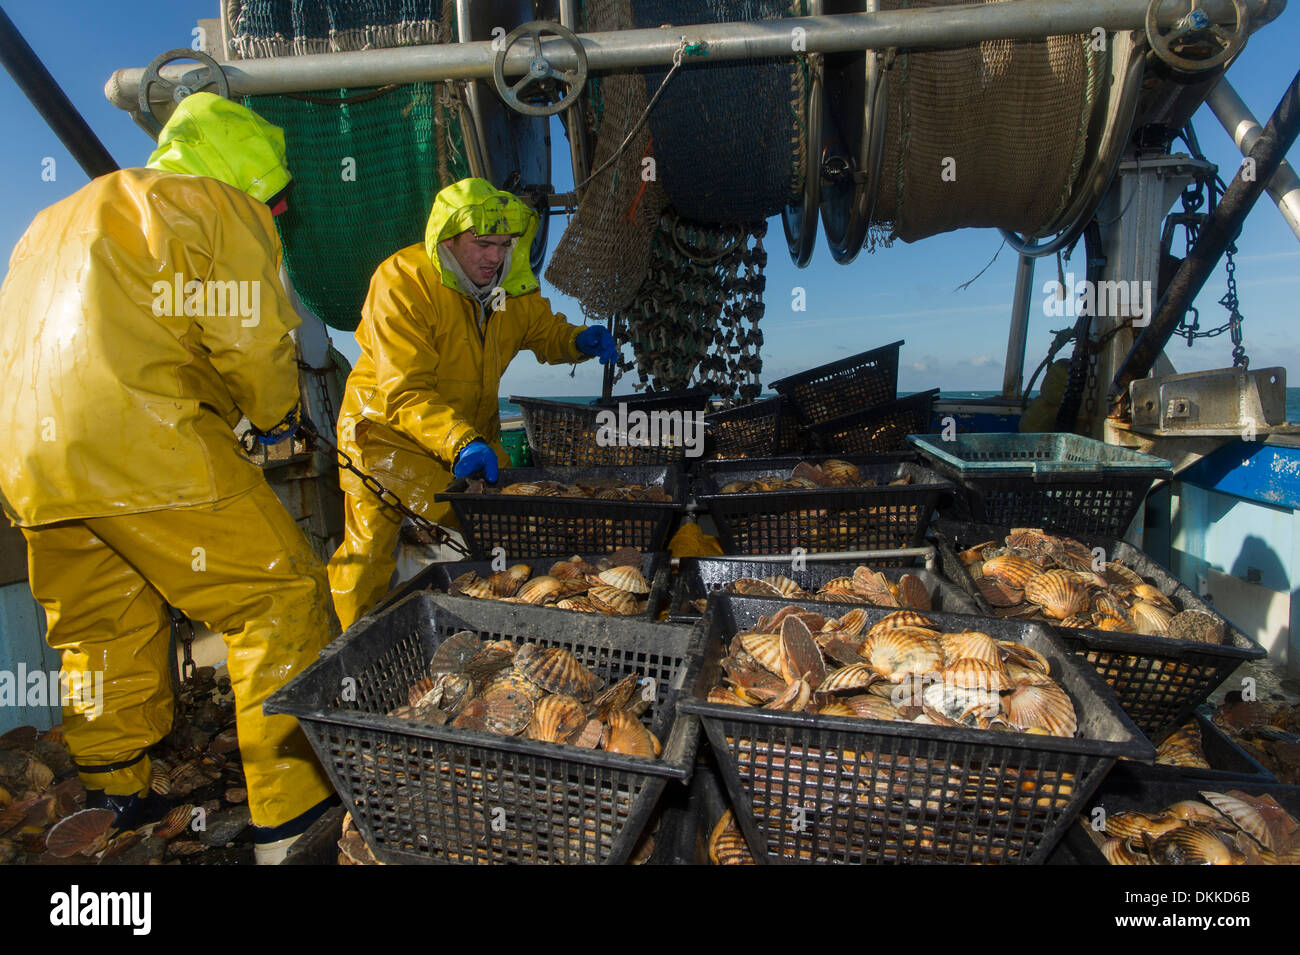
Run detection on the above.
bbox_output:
[424,178,539,297]
[146,92,291,203]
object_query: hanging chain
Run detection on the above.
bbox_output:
[297,358,337,429]
[296,416,470,558]
[168,605,197,685]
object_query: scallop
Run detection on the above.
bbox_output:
[154,804,197,840]
[517,575,563,605]
[981,554,1042,589]
[940,657,1012,692]
[45,808,116,858]
[922,682,1000,724]
[597,565,650,594]
[463,641,516,684]
[459,577,497,600]
[1001,681,1077,737]
[763,678,812,711]
[1143,825,1242,865]
[790,461,828,485]
[602,711,658,758]
[707,686,751,706]
[1166,610,1226,645]
[844,695,902,721]
[1103,561,1144,589]
[1104,810,1185,842]
[1130,600,1173,636]
[1023,570,1090,620]
[897,574,932,611]
[513,645,603,701]
[528,694,586,743]
[588,585,639,616]
[429,630,482,677]
[1132,583,1177,614]
[821,459,861,484]
[852,568,898,605]
[862,629,944,681]
[830,607,870,637]
[939,630,1002,668]
[976,576,1023,608]
[1199,791,1286,851]
[709,810,756,866]
[1155,723,1210,768]
[739,633,784,675]
[1100,837,1151,866]
[592,673,641,721]
[502,482,545,495]
[556,596,598,613]
[819,663,879,694]
[868,610,939,637]
[998,640,1052,676]
[780,630,826,689]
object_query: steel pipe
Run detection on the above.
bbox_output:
[1003,255,1036,398]
[1109,67,1300,411]
[106,0,1284,109]
[1206,77,1300,242]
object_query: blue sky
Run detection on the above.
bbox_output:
[2,0,1296,398]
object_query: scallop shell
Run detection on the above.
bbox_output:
[819,662,879,694]
[1001,681,1077,737]
[1130,600,1173,636]
[862,629,944,681]
[592,673,641,721]
[1100,837,1151,866]
[830,607,870,637]
[1103,561,1144,589]
[1093,614,1134,632]
[475,686,534,736]
[739,633,785,675]
[1058,613,1095,629]
[45,808,116,858]
[602,711,658,758]
[759,575,805,598]
[1023,570,1090,620]
[868,610,939,637]
[1132,584,1177,613]
[940,657,1012,692]
[1167,610,1225,645]
[1104,810,1185,841]
[1166,800,1230,826]
[922,682,1000,724]
[463,641,516,684]
[709,810,756,866]
[556,596,598,613]
[780,630,827,689]
[851,568,898,606]
[821,459,861,484]
[1156,722,1210,768]
[897,574,932,611]
[820,576,858,594]
[429,630,482,677]
[459,577,497,600]
[939,630,1002,668]
[998,640,1052,676]
[155,804,197,840]
[448,571,479,595]
[481,666,545,703]
[588,585,639,616]
[982,554,1042,589]
[816,701,858,718]
[843,695,901,721]
[763,678,812,712]
[1198,791,1290,851]
[530,696,587,748]
[1143,825,1242,865]
[517,575,564,605]
[790,461,828,485]
[707,686,751,706]
[502,482,544,495]
[597,565,651,594]
[976,576,1023,608]
[513,645,603,701]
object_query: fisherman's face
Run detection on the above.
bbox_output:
[447,230,514,286]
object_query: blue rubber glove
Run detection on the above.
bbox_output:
[575,325,619,365]
[254,403,302,446]
[453,439,499,482]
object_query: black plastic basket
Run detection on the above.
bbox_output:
[908,432,1172,538]
[696,458,954,555]
[266,593,706,865]
[1111,710,1276,784]
[679,596,1153,864]
[774,396,807,455]
[770,340,903,426]
[512,388,711,468]
[808,390,940,454]
[931,520,1266,745]
[1061,777,1300,865]
[704,396,783,460]
[436,465,686,560]
[667,557,978,622]
[376,551,672,622]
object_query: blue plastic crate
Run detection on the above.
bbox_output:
[908,433,1171,537]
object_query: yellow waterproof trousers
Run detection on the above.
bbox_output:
[23,483,337,829]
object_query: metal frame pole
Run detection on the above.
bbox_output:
[1206,78,1300,242]
[106,0,1284,109]
[1003,255,1036,398]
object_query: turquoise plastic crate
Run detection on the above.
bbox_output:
[907,433,1171,537]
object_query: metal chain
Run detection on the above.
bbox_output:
[297,358,337,428]
[296,417,470,558]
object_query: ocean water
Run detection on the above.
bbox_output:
[502,389,1300,422]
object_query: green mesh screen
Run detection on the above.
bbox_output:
[245,85,471,331]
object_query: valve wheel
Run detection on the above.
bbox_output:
[136,48,231,137]
[492,21,588,118]
[1145,0,1248,72]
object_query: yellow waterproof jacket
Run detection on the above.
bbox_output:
[338,180,589,524]
[0,168,299,525]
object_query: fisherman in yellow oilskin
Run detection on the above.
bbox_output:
[328,178,618,629]
[0,92,337,864]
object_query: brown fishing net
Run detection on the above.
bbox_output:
[873,0,1099,243]
[543,0,669,319]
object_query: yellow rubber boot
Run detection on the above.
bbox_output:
[83,483,337,829]
[23,522,172,796]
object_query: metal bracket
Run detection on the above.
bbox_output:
[1129,365,1291,435]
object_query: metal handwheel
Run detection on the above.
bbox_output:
[492,21,588,117]
[1145,0,1248,72]
[135,48,231,137]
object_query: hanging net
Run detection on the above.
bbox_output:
[227,1,470,331]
